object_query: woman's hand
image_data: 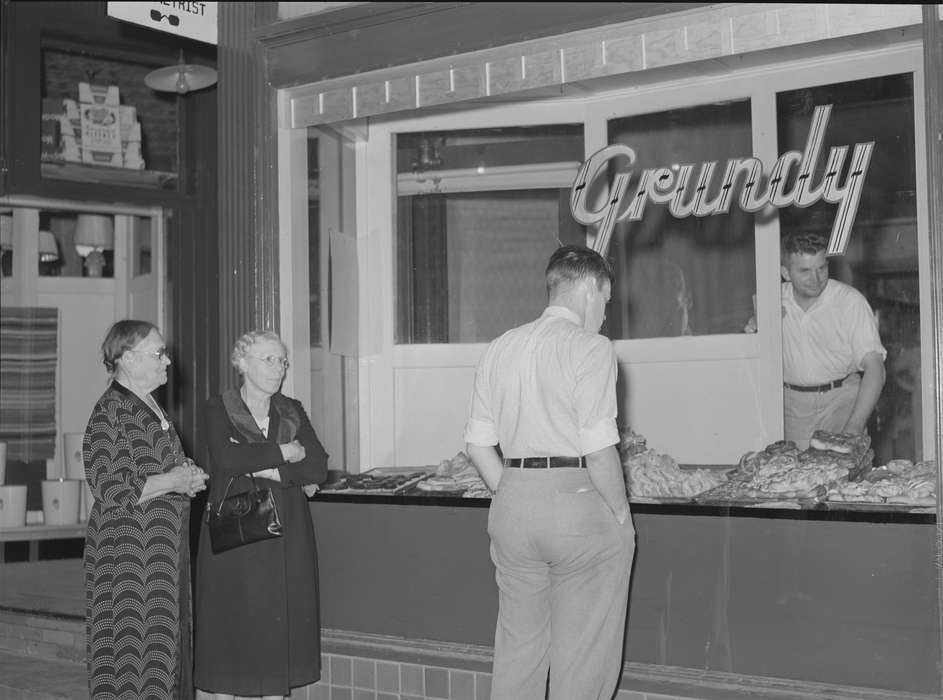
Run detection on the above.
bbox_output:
[251,468,282,482]
[176,459,209,497]
[302,483,320,497]
[279,440,306,463]
[138,461,208,504]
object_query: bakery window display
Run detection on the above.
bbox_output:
[697,432,874,506]
[416,452,493,498]
[322,467,433,494]
[620,442,729,501]
[827,459,937,508]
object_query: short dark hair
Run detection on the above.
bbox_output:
[546,245,615,297]
[781,231,828,258]
[101,319,158,373]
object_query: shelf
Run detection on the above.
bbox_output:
[41,162,177,191]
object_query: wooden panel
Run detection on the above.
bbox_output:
[311,499,940,694]
[281,4,927,129]
[217,3,279,392]
[921,8,943,687]
[261,3,711,87]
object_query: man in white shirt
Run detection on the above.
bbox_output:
[464,245,634,700]
[779,232,886,449]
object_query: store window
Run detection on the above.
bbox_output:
[395,125,585,344]
[777,74,920,461]
[606,100,756,339]
[38,210,115,278]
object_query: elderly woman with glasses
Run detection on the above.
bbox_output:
[83,319,209,699]
[195,330,329,700]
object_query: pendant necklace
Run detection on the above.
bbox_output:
[144,393,171,431]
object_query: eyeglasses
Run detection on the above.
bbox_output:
[150,9,181,26]
[129,347,170,360]
[248,354,290,369]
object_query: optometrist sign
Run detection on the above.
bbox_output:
[107,2,217,45]
[571,104,873,257]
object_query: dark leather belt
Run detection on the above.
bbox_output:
[783,374,850,393]
[504,456,585,469]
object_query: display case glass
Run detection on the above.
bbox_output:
[39,42,179,191]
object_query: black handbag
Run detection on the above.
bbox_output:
[206,474,283,554]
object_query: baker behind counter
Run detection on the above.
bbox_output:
[746,231,887,451]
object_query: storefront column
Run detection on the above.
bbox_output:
[217,2,279,390]
[920,4,943,692]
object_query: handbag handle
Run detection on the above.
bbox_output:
[213,473,263,517]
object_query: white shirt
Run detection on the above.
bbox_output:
[463,306,619,457]
[781,279,886,386]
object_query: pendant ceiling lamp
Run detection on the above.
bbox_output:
[145,50,217,95]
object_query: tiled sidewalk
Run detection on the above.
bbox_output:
[0,650,86,699]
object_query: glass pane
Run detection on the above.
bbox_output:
[606,100,755,339]
[131,217,152,277]
[41,45,179,186]
[38,210,114,278]
[308,137,322,349]
[777,74,920,461]
[395,125,585,344]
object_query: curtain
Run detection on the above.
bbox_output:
[0,307,59,461]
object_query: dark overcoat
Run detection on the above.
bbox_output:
[193,390,328,696]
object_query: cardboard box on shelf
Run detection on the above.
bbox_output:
[80,103,122,152]
[78,82,119,106]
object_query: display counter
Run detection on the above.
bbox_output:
[310,491,939,697]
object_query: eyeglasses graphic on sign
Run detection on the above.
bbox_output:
[150,9,180,26]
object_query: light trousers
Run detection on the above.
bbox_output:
[783,374,861,450]
[487,468,635,700]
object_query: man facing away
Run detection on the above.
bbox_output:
[464,245,635,700]
[778,231,886,449]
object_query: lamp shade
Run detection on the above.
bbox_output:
[74,214,114,258]
[145,64,217,94]
[38,230,59,262]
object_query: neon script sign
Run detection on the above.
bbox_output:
[570,105,874,257]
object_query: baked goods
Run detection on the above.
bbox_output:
[415,452,492,497]
[701,439,850,503]
[805,431,874,480]
[622,448,727,499]
[809,430,870,455]
[339,468,432,493]
[827,460,937,506]
[619,428,648,457]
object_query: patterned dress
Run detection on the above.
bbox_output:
[83,381,193,700]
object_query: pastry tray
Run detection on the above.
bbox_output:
[319,467,435,495]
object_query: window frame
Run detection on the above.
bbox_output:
[278,39,931,470]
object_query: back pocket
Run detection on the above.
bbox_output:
[553,489,612,536]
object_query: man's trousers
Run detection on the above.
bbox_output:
[487,467,635,700]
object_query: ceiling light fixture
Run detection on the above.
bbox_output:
[145,50,217,95]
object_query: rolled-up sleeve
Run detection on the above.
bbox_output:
[847,296,887,369]
[574,336,619,454]
[463,354,498,447]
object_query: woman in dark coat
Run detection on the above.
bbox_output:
[194,330,329,700]
[83,320,209,699]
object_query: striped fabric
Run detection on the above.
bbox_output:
[0,307,58,461]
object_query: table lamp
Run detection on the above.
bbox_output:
[38,230,60,263]
[74,214,114,277]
